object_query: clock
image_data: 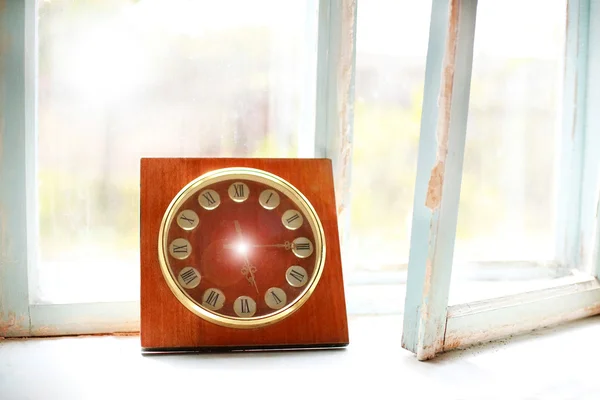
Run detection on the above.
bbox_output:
[140,158,349,351]
[158,166,325,328]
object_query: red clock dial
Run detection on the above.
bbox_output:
[158,168,325,328]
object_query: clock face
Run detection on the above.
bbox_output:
[157,167,326,329]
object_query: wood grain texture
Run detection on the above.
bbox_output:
[140,158,349,350]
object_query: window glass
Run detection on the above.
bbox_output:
[35,0,315,303]
[348,0,431,273]
[449,0,568,304]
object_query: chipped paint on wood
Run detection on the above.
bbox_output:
[425,0,459,212]
[444,279,600,351]
[402,0,477,361]
[425,162,445,210]
[314,0,357,251]
[334,0,356,220]
[0,312,29,337]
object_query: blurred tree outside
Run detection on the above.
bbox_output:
[35,0,567,303]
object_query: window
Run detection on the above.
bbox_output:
[2,0,600,361]
[35,0,316,305]
[450,0,570,304]
[402,0,600,360]
[349,0,430,274]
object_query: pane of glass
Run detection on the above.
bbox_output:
[347,0,431,274]
[35,0,316,304]
[449,0,569,304]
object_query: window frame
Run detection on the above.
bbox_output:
[402,0,600,361]
[3,0,599,356]
[0,0,357,337]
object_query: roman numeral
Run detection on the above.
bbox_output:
[289,269,305,282]
[295,242,310,251]
[241,299,250,314]
[203,192,216,205]
[270,291,282,304]
[180,269,198,285]
[265,192,273,204]
[286,214,300,224]
[206,291,219,307]
[173,244,188,253]
[233,184,244,198]
[179,214,195,225]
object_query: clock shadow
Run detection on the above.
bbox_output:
[141,343,348,358]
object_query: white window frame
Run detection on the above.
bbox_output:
[3,0,600,362]
[0,0,357,337]
[402,0,600,360]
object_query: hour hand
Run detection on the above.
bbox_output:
[241,265,259,293]
[234,220,242,235]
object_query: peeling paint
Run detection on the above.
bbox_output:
[444,296,600,353]
[425,161,445,210]
[425,0,459,211]
[571,1,581,142]
[335,0,357,219]
[0,312,28,337]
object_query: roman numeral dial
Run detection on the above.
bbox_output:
[228,182,249,202]
[176,209,199,231]
[282,209,303,230]
[202,288,225,311]
[286,266,308,288]
[265,287,287,310]
[234,296,257,317]
[159,168,325,329]
[259,189,280,210]
[177,267,201,289]
[169,238,191,260]
[198,189,220,210]
[292,237,313,258]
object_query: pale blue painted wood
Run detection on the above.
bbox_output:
[0,0,36,337]
[427,0,600,356]
[445,277,600,350]
[314,0,334,159]
[297,0,319,158]
[314,0,357,157]
[314,0,357,247]
[584,0,600,279]
[402,0,478,360]
[556,0,589,271]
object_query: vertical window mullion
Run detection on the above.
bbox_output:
[402,0,477,361]
[0,0,36,337]
[298,0,319,158]
[314,0,357,247]
[556,0,589,272]
[580,0,600,279]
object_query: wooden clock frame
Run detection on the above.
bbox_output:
[140,157,349,351]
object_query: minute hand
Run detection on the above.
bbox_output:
[224,241,292,250]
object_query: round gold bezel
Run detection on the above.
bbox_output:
[157,167,326,329]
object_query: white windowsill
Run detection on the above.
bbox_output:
[1,315,599,400]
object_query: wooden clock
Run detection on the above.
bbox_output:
[140,158,349,351]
